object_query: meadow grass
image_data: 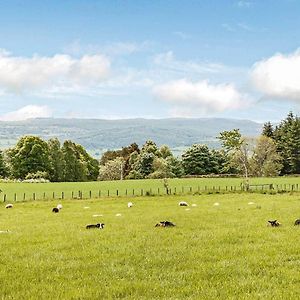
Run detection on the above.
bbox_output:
[1,193,300,299]
[0,176,299,201]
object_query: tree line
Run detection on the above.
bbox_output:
[0,112,298,182]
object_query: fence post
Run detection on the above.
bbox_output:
[182,186,184,193]
[99,190,101,197]
[89,191,92,198]
[116,190,119,196]
[190,187,192,193]
[157,188,159,195]
[3,194,6,202]
[72,191,74,199]
[174,187,176,194]
[107,190,110,197]
[33,193,36,201]
[14,193,17,202]
[23,193,26,201]
[53,192,55,199]
[43,192,46,199]
[133,189,135,196]
[141,189,143,196]
[125,189,127,196]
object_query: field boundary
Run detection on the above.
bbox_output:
[2,183,300,202]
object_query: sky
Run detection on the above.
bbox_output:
[0,0,300,122]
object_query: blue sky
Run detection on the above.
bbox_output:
[0,0,299,122]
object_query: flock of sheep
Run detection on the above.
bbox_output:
[4,200,300,229]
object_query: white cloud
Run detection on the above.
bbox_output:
[237,1,252,8]
[153,51,226,74]
[0,105,53,121]
[0,50,110,93]
[153,79,251,115]
[251,49,300,101]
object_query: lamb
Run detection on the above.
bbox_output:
[52,207,59,213]
[268,220,281,227]
[294,219,300,226]
[5,204,13,209]
[86,223,105,229]
[155,221,176,227]
[179,201,188,207]
[127,202,133,208]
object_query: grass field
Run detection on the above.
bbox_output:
[1,193,300,299]
[0,177,299,202]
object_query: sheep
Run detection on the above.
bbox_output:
[5,204,13,209]
[86,223,105,229]
[268,220,281,227]
[179,201,188,207]
[127,202,133,208]
[57,204,63,210]
[294,219,300,226]
[52,207,59,213]
[155,221,176,227]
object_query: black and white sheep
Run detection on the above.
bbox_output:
[86,223,105,229]
[5,203,13,209]
[268,220,281,227]
[155,221,176,227]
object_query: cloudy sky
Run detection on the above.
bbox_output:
[0,0,299,122]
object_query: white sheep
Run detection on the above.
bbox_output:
[57,204,63,210]
[5,204,13,209]
[127,202,133,208]
[179,201,188,207]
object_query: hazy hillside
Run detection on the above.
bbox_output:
[0,118,262,157]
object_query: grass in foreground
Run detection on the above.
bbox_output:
[1,193,300,299]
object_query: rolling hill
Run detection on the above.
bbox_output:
[0,118,262,157]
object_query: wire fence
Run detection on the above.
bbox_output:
[1,183,300,202]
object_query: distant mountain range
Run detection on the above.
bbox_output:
[0,118,262,157]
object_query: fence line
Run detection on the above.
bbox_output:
[1,183,300,203]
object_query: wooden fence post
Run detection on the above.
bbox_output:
[23,193,26,201]
[3,194,6,202]
[89,191,92,198]
[14,193,17,201]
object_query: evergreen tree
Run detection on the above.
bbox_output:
[274,112,300,174]
[262,121,274,138]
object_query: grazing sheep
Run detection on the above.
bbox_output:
[127,202,133,208]
[5,204,13,209]
[57,204,63,210]
[179,201,188,207]
[52,207,59,213]
[268,220,281,227]
[86,223,105,229]
[155,221,176,227]
[294,219,300,226]
[213,202,220,206]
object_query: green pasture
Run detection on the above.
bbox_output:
[1,193,300,299]
[0,177,299,202]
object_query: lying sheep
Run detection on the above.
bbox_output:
[155,221,176,227]
[52,207,59,213]
[268,220,281,227]
[294,219,300,226]
[5,204,13,209]
[127,202,133,208]
[86,223,105,229]
[179,201,188,207]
